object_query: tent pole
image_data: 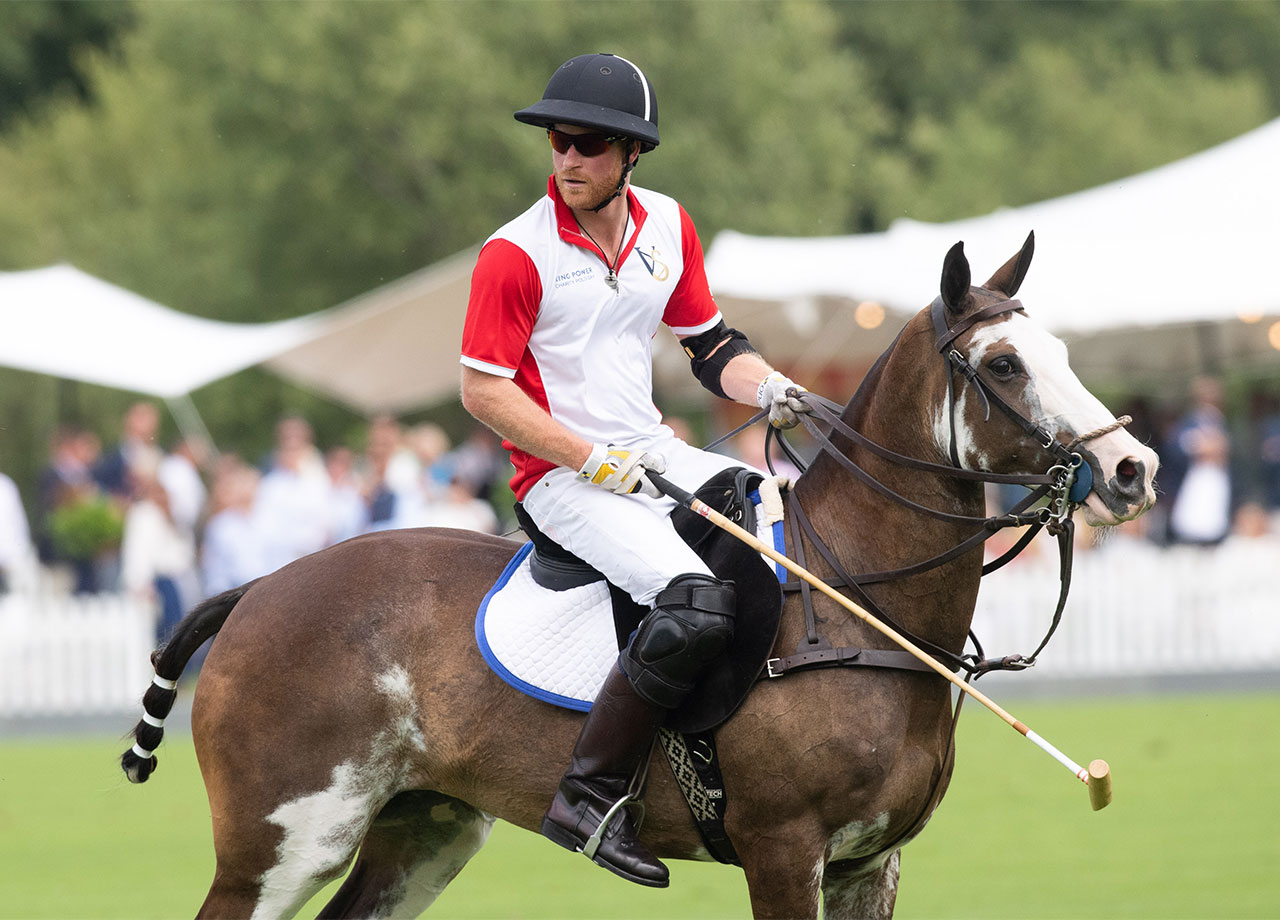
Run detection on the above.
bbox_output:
[164,393,220,472]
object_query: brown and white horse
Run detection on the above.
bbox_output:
[122,235,1156,919]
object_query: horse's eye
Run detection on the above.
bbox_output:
[988,355,1020,378]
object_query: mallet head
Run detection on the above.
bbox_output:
[1087,759,1112,811]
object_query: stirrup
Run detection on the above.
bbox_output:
[581,793,635,860]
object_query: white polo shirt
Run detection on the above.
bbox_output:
[461,177,722,499]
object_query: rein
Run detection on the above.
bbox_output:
[758,297,1129,679]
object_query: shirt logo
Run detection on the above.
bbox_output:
[637,248,669,281]
[553,267,597,289]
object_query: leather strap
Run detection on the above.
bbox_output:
[764,645,940,679]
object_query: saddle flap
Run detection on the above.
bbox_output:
[664,467,784,734]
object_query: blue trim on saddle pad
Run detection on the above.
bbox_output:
[475,541,601,712]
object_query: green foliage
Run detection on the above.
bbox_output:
[0,0,133,132]
[46,494,123,560]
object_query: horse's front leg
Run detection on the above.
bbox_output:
[738,830,826,919]
[821,849,901,920]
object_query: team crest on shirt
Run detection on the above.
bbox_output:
[637,248,670,281]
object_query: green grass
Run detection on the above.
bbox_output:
[1,692,1276,919]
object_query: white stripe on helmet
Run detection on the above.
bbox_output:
[612,54,652,122]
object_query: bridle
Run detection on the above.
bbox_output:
[752,296,1129,680]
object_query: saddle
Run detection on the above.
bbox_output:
[510,466,784,734]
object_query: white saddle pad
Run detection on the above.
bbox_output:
[476,480,788,711]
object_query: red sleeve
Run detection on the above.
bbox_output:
[662,204,721,333]
[460,238,542,374]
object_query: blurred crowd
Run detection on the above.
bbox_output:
[3,376,1280,637]
[0,402,507,642]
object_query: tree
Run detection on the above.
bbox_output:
[0,1,133,132]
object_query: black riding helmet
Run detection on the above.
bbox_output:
[515,53,659,152]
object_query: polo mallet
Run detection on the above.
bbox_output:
[648,471,1113,811]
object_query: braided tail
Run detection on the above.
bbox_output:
[120,581,257,783]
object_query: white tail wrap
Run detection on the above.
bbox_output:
[152,674,178,690]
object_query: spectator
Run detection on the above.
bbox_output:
[94,401,163,502]
[201,456,266,596]
[37,426,112,593]
[1164,377,1232,546]
[398,422,453,507]
[252,415,333,572]
[443,424,504,502]
[361,415,406,531]
[158,437,209,539]
[120,460,199,643]
[325,446,368,544]
[0,470,35,592]
[1257,394,1280,516]
[421,476,500,534]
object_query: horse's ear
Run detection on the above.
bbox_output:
[983,230,1035,297]
[940,241,971,314]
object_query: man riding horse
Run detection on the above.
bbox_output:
[459,52,811,887]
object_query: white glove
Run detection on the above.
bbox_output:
[577,443,667,498]
[757,372,810,429]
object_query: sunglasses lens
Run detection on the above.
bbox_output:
[548,130,612,157]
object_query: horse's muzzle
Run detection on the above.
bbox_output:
[1079,441,1159,525]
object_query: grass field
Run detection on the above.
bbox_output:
[1,691,1276,919]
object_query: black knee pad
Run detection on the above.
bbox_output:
[621,574,736,709]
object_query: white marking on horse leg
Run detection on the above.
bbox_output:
[250,665,426,919]
[372,804,496,919]
[822,848,900,920]
[251,762,382,920]
[827,811,891,862]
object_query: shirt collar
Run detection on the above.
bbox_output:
[547,175,648,246]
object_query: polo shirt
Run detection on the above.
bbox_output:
[461,177,722,498]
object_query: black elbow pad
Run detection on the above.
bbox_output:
[683,321,759,399]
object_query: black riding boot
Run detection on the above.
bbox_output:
[540,665,670,888]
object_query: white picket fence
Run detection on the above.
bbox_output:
[1,540,1277,717]
[972,538,1280,679]
[0,590,156,717]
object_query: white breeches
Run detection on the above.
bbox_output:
[520,436,755,606]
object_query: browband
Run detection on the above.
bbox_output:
[932,298,1024,353]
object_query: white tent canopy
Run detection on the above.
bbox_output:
[0,264,324,398]
[263,248,479,415]
[704,117,1280,381]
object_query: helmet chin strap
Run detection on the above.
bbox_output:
[587,145,638,213]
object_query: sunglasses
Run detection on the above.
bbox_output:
[547,129,624,157]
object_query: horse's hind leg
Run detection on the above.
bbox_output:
[317,791,495,919]
[821,849,901,920]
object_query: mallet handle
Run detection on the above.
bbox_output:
[650,472,1092,786]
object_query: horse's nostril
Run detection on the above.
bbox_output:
[1114,457,1146,496]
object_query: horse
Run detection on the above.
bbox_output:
[121,233,1157,919]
